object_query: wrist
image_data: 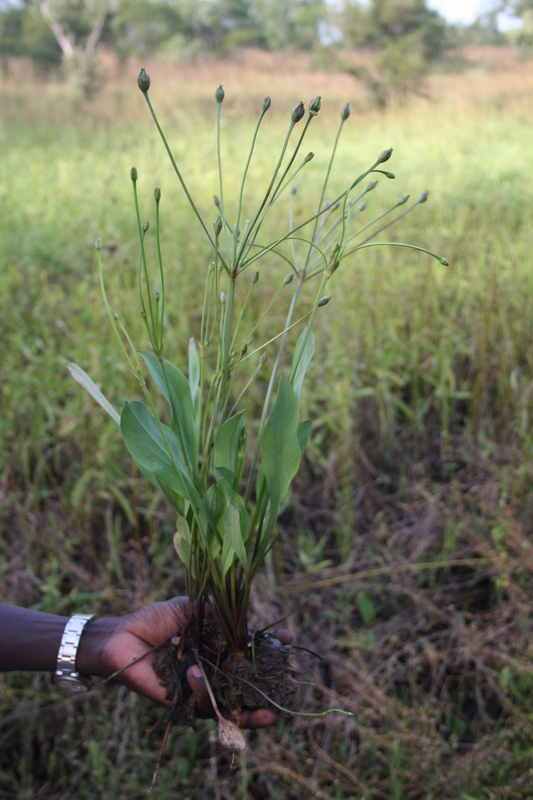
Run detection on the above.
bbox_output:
[75,616,120,678]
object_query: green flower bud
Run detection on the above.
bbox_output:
[366,181,377,192]
[398,194,409,205]
[252,271,259,284]
[284,273,293,285]
[290,186,298,196]
[142,220,149,232]
[341,102,350,121]
[291,101,305,123]
[213,194,220,208]
[262,96,271,113]
[220,292,226,305]
[95,238,102,250]
[418,191,429,203]
[215,85,225,104]
[260,353,267,365]
[154,186,161,201]
[318,296,331,307]
[137,68,150,94]
[358,201,366,212]
[304,152,314,163]
[141,311,147,319]
[112,312,119,320]
[377,148,393,164]
[155,291,160,301]
[240,343,248,357]
[309,95,321,115]
[130,166,138,183]
[214,216,222,237]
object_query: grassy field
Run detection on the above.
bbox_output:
[2,47,533,798]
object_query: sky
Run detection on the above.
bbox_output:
[426,0,521,27]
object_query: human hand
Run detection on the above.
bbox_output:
[77,597,292,730]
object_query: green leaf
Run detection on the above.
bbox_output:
[140,352,198,474]
[221,536,235,578]
[67,363,120,427]
[291,330,315,402]
[216,471,250,546]
[261,375,301,517]
[120,400,201,510]
[173,515,191,565]
[297,419,312,457]
[189,338,201,429]
[214,411,246,480]
[223,502,247,569]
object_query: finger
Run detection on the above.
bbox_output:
[186,665,215,718]
[238,709,279,729]
[274,628,293,646]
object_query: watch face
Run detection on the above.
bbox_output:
[55,677,91,693]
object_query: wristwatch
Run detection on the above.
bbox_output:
[54,614,95,693]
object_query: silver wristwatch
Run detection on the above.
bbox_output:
[54,614,95,693]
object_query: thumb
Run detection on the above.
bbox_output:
[186,665,215,718]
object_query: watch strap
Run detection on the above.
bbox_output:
[55,614,95,692]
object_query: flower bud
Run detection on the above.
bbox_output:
[214,216,222,237]
[366,181,377,192]
[358,201,366,212]
[290,186,298,196]
[240,343,248,356]
[95,238,102,250]
[220,292,226,305]
[154,186,161,201]
[262,96,271,113]
[318,296,331,307]
[112,312,119,320]
[309,95,321,115]
[213,194,220,208]
[291,101,305,124]
[215,85,225,104]
[142,220,149,232]
[260,353,267,365]
[377,148,393,164]
[341,102,350,121]
[137,68,151,93]
[155,291,160,301]
[141,311,147,319]
[398,194,409,205]
[130,166,138,183]
[418,190,429,203]
[304,152,314,163]
[284,273,293,285]
[252,271,259,284]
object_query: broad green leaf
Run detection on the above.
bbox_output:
[67,363,120,427]
[120,400,202,511]
[291,330,315,402]
[261,375,301,516]
[297,419,312,457]
[223,503,247,569]
[189,338,201,428]
[216,471,250,545]
[140,352,198,474]
[221,536,235,578]
[214,411,245,480]
[173,515,191,565]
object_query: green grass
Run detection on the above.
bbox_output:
[2,56,533,798]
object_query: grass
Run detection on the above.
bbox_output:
[1,47,533,798]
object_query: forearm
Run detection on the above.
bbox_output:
[0,604,115,677]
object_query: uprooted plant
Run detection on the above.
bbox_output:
[68,69,447,753]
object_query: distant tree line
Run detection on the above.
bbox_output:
[0,0,526,98]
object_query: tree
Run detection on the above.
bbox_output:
[38,0,118,96]
[339,0,448,105]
